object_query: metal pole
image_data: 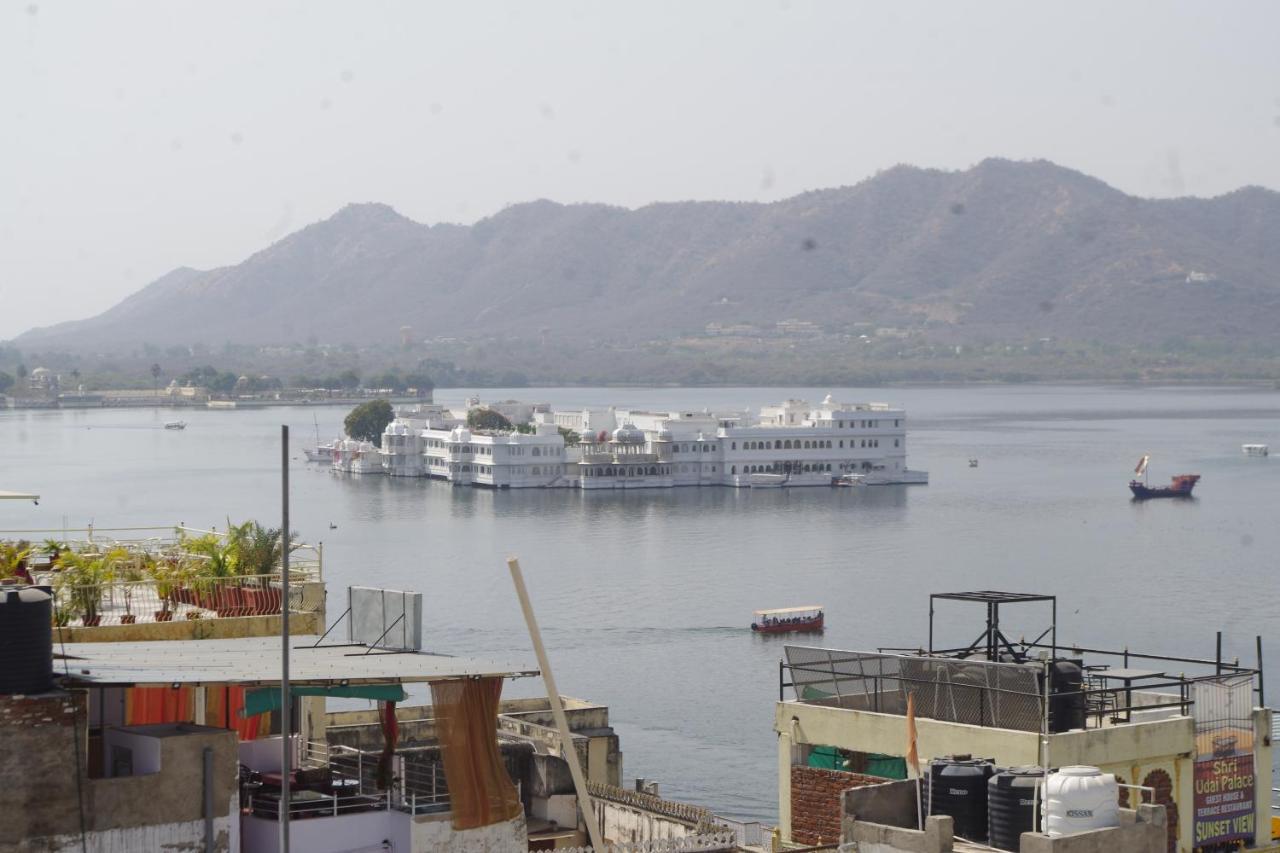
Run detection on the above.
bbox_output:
[203,746,214,853]
[280,424,291,853]
[1257,635,1265,706]
[507,557,604,853]
[928,595,934,655]
[1216,631,1222,676]
[1051,597,1057,660]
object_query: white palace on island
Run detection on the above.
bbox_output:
[341,393,929,490]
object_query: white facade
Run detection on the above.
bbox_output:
[414,423,570,488]
[331,439,385,474]
[383,403,456,477]
[378,394,926,490]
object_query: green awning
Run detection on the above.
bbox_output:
[243,684,408,717]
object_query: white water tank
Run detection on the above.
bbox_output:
[1045,766,1119,837]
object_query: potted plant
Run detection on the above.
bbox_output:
[234,520,296,613]
[0,540,32,581]
[55,550,112,627]
[117,553,146,625]
[149,556,187,621]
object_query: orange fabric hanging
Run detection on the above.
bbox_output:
[124,686,195,725]
[206,685,262,741]
[430,677,522,830]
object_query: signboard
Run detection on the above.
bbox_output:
[1192,675,1256,847]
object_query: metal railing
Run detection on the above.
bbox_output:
[47,573,320,627]
[1,524,324,579]
[294,741,451,817]
[782,645,1262,733]
[781,647,1046,732]
[246,790,391,820]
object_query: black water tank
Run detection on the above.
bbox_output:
[988,766,1044,852]
[1048,660,1085,733]
[0,586,54,695]
[927,755,995,842]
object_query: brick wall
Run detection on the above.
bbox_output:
[0,691,87,844]
[791,765,884,846]
[0,690,81,731]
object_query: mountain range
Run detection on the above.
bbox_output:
[14,159,1280,353]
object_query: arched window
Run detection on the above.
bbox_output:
[649,466,657,475]
[532,447,540,456]
[532,466,540,475]
[731,442,736,450]
[731,465,737,474]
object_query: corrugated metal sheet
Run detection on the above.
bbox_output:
[57,635,538,686]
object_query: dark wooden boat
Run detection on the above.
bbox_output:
[1129,456,1199,499]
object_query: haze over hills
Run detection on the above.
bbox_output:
[14,159,1280,355]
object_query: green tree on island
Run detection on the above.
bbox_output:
[344,399,394,447]
[466,408,514,431]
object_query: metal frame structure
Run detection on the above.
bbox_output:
[928,591,1057,662]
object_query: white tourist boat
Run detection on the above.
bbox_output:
[303,414,337,463]
[304,442,338,463]
[1242,443,1269,457]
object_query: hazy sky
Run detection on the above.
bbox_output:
[3,1,1279,340]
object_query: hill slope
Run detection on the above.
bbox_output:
[16,159,1280,352]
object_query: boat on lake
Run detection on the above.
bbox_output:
[1129,455,1199,499]
[751,605,824,633]
[303,413,337,463]
[163,420,186,430]
[303,442,337,463]
[1242,444,1269,457]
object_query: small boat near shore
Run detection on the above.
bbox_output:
[163,420,186,430]
[1129,455,1199,499]
[751,605,824,634]
[303,442,336,463]
[1242,444,1269,457]
[303,414,337,463]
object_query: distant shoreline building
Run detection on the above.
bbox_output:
[368,393,928,489]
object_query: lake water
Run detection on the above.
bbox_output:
[2,385,1279,821]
